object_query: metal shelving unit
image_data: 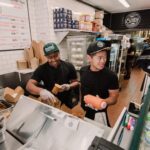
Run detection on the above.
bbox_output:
[67,35,95,70]
[54,29,100,43]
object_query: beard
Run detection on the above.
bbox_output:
[49,60,60,68]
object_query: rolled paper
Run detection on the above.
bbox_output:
[84,95,107,110]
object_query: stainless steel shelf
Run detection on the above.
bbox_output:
[54,29,100,43]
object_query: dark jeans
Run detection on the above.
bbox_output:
[125,59,133,78]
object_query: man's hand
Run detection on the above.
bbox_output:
[61,84,71,91]
[85,103,98,111]
[40,89,56,103]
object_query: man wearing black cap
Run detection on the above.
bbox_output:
[26,42,79,108]
[80,41,119,126]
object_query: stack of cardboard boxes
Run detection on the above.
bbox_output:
[78,11,104,32]
[17,41,47,70]
[79,14,93,31]
[92,11,104,32]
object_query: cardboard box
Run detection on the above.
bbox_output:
[24,47,34,61]
[38,41,47,64]
[71,104,86,119]
[61,104,72,114]
[61,103,86,119]
[24,47,34,67]
[30,57,39,69]
[32,40,39,58]
[86,22,93,31]
[17,60,28,70]
[32,40,47,64]
[95,11,104,19]
[41,56,47,64]
[79,21,92,31]
[79,14,92,22]
[94,19,103,26]
[4,86,24,103]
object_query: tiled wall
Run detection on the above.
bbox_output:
[0,0,36,75]
[34,0,52,42]
[0,0,95,74]
[0,51,25,74]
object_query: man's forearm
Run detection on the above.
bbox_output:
[26,81,43,95]
[70,81,80,89]
[105,90,119,105]
[105,96,118,105]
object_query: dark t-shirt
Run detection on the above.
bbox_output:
[80,66,119,115]
[127,44,136,60]
[31,60,77,108]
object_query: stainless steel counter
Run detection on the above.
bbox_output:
[84,117,111,139]
[0,131,22,150]
[5,96,108,150]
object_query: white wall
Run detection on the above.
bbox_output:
[28,0,37,41]
[34,0,52,42]
[0,51,25,74]
[0,0,95,74]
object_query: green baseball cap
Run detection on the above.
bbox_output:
[43,42,59,56]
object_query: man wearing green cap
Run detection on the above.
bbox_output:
[26,42,79,108]
[80,41,119,126]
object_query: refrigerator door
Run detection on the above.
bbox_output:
[67,35,95,70]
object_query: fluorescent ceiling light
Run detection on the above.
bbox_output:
[118,0,130,8]
[0,2,14,7]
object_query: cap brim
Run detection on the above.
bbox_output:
[89,47,110,55]
[44,50,59,56]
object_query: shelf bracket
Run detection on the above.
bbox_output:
[55,31,69,44]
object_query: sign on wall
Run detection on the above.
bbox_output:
[124,12,141,28]
[104,9,150,31]
[0,0,31,50]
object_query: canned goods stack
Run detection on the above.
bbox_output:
[53,8,79,29]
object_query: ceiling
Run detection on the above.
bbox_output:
[78,0,150,13]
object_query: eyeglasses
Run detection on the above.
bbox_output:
[93,56,107,62]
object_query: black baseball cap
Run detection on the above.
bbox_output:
[43,42,59,56]
[87,41,111,55]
